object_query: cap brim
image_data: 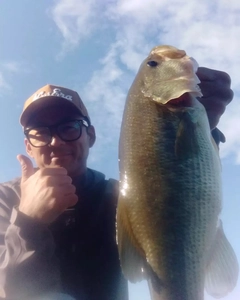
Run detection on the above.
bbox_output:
[20,97,83,127]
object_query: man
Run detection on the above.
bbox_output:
[0,67,233,300]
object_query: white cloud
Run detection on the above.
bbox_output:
[0,61,31,96]
[219,97,240,162]
[0,72,10,90]
[2,61,21,73]
[50,0,240,163]
[50,0,99,56]
[1,61,31,75]
[108,0,240,77]
[80,44,128,164]
[110,0,240,163]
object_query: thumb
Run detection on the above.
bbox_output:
[17,154,34,182]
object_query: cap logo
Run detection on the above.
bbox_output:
[32,88,73,101]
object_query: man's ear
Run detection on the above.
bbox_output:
[87,125,96,148]
[24,138,34,158]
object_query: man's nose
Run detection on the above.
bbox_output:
[50,134,66,146]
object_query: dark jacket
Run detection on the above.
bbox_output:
[0,169,128,300]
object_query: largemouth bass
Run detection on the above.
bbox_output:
[117,45,238,300]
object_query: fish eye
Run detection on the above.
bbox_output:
[147,61,158,67]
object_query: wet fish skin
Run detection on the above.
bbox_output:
[117,45,238,300]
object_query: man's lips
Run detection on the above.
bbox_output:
[50,153,72,158]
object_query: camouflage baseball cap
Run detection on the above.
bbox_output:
[20,84,90,127]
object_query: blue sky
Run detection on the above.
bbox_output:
[0,1,240,299]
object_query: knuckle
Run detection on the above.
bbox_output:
[70,194,78,204]
[227,89,234,102]
[40,168,48,175]
[48,198,56,209]
[63,175,72,184]
[58,167,67,174]
[69,184,76,194]
[217,88,234,104]
[49,187,56,197]
[68,192,77,200]
[198,67,232,87]
[66,176,72,184]
[38,169,44,176]
[45,176,52,185]
[217,70,232,86]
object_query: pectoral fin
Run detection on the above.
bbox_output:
[205,220,239,298]
[175,115,200,159]
[148,268,165,300]
[116,198,147,283]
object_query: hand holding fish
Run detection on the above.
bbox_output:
[197,67,233,129]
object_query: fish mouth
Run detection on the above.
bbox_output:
[167,93,193,107]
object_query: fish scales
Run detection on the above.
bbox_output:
[117,45,238,300]
[119,98,220,299]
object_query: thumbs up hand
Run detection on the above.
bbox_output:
[17,155,78,224]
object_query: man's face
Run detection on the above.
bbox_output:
[24,105,96,177]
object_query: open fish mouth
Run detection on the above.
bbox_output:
[167,93,193,107]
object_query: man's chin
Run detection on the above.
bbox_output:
[44,157,83,177]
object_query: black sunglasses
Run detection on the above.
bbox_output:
[24,119,89,147]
